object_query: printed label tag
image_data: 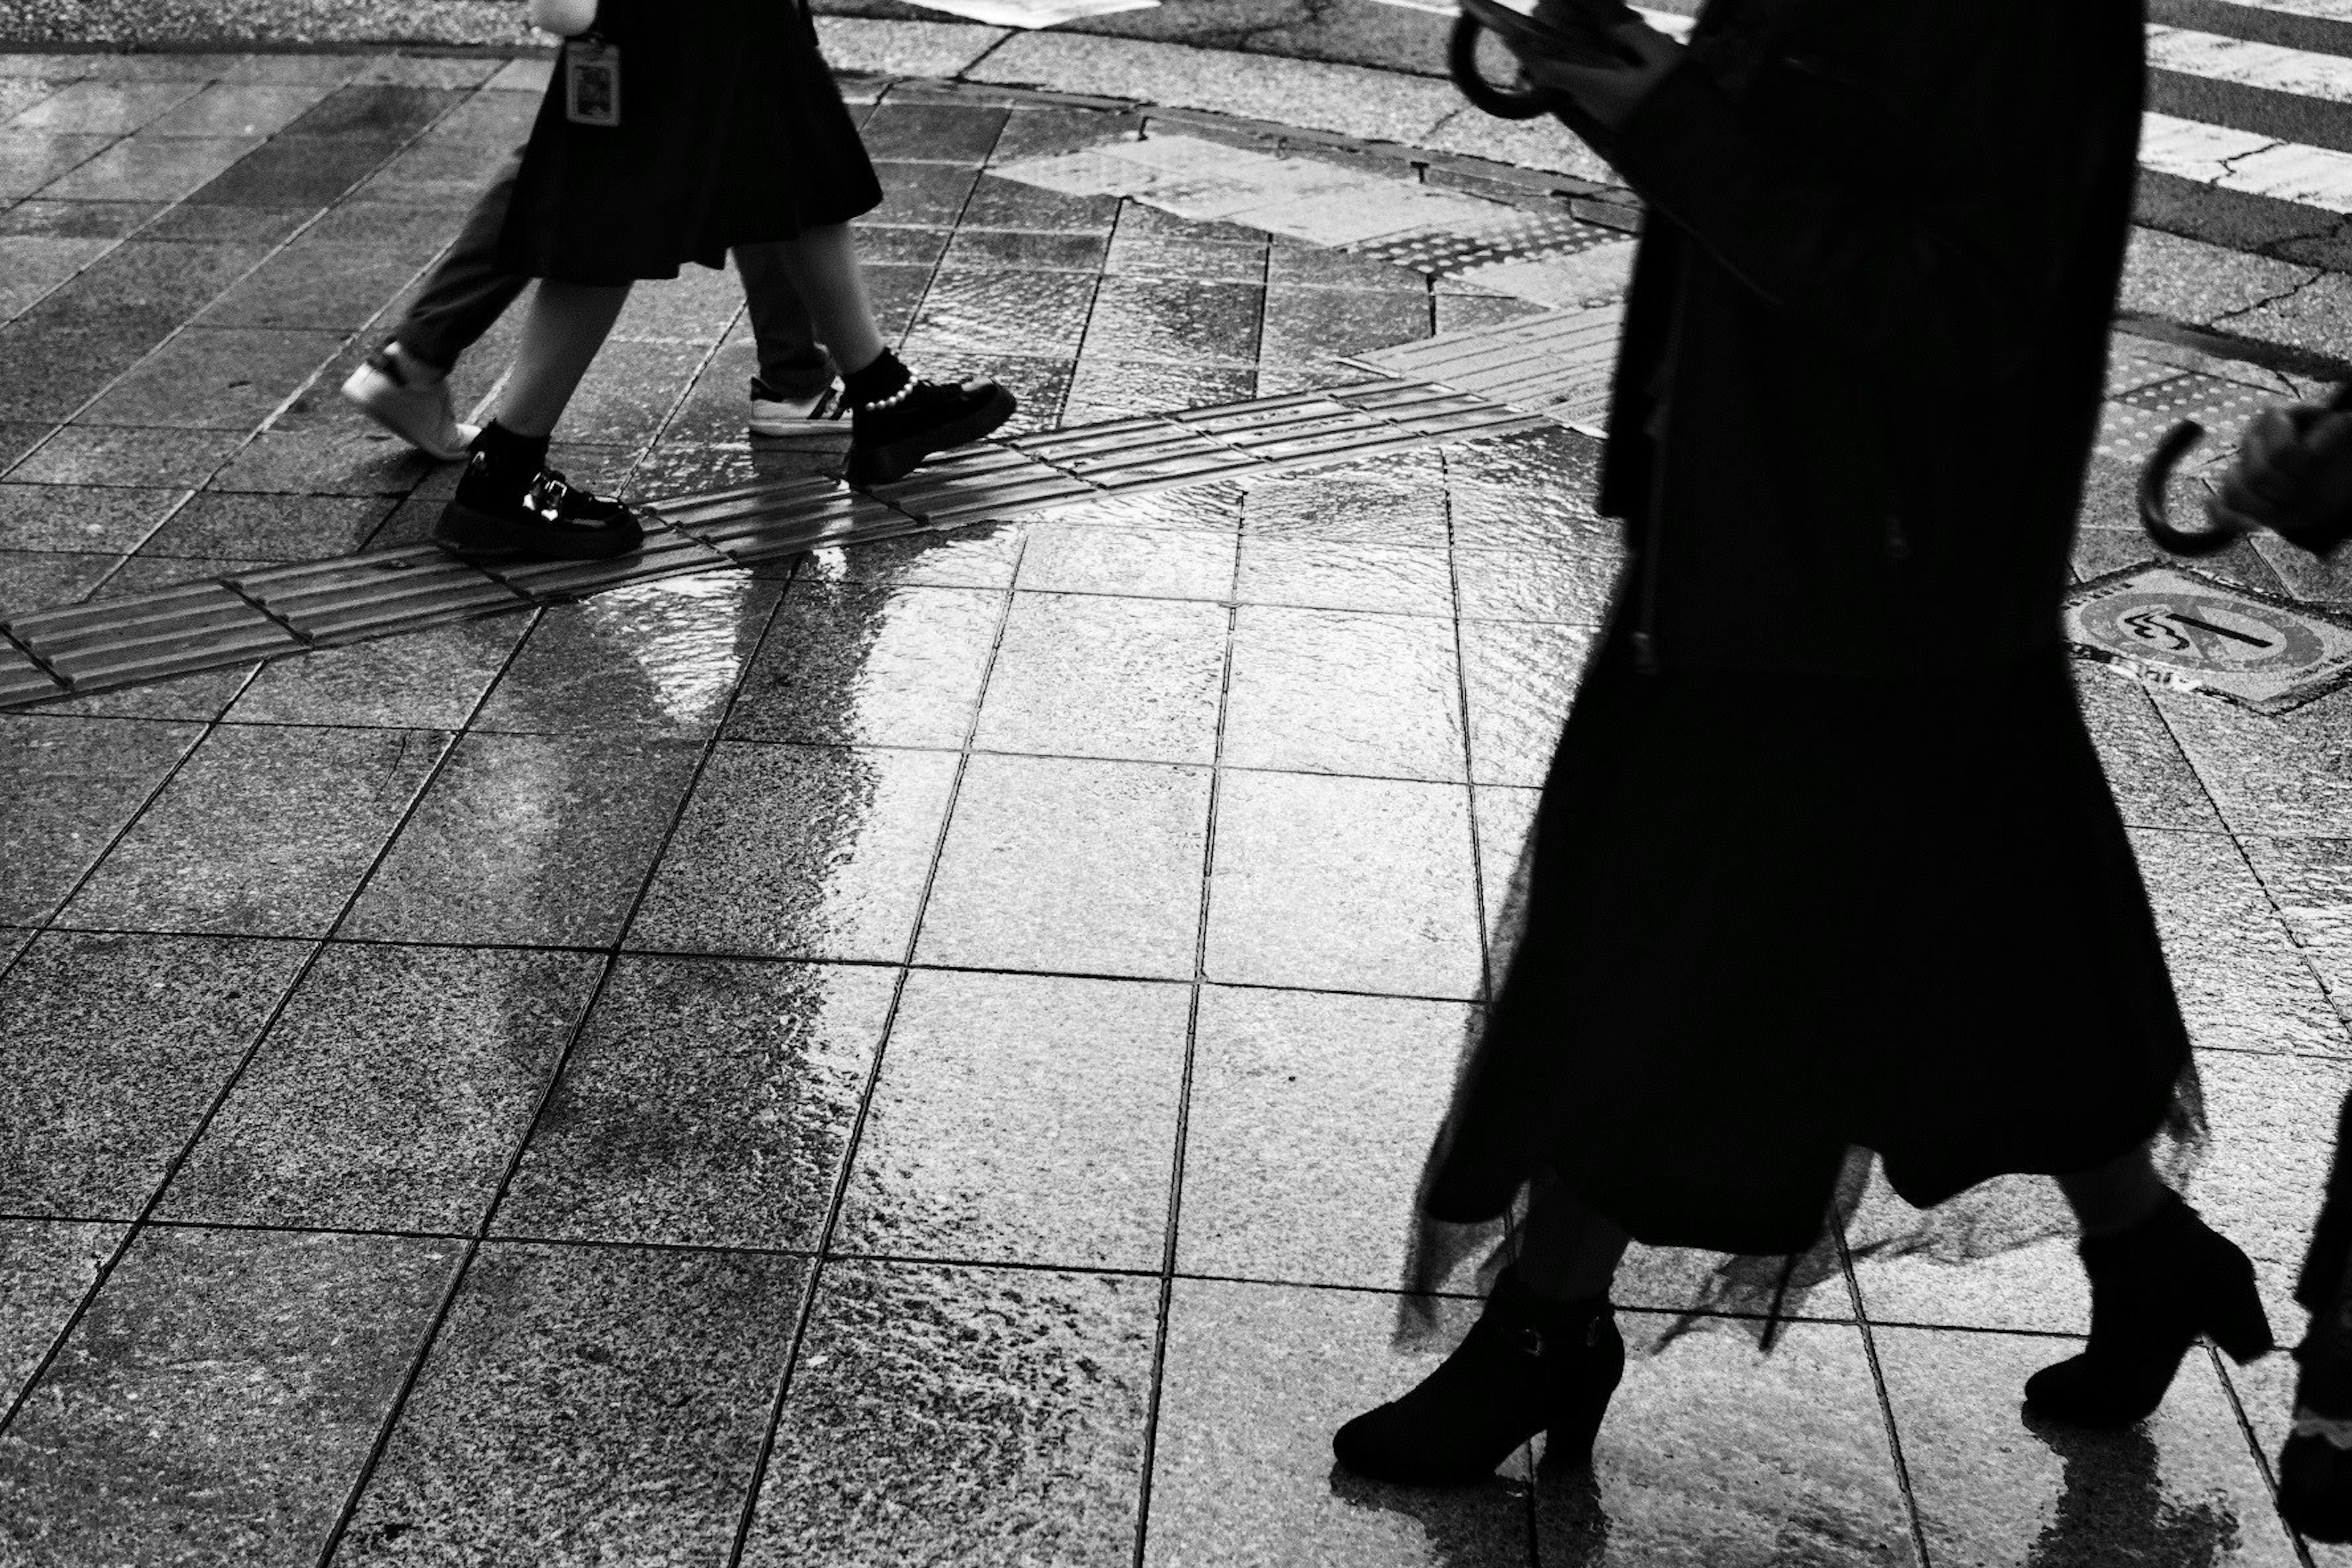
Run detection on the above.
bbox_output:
[565,38,621,127]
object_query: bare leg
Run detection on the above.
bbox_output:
[764,224,888,377]
[1514,1173,1632,1302]
[2057,1144,2170,1238]
[491,279,633,439]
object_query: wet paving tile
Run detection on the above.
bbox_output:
[1014,521,1235,601]
[1082,275,1263,367]
[59,722,451,938]
[37,134,261,205]
[0,1218,119,1409]
[1235,537,1455,616]
[0,931,309,1217]
[336,1242,806,1564]
[2074,662,2226,832]
[159,944,598,1232]
[739,1259,1154,1568]
[2130,827,2349,1056]
[2193,1049,2351,1278]
[1242,464,1450,549]
[944,350,1074,437]
[9,80,202,136]
[0,712,200,923]
[1205,769,1483,999]
[903,268,1098,360]
[629,741,959,962]
[1534,1317,1918,1566]
[228,616,530,729]
[1460,620,1597,787]
[1102,224,1265,285]
[4,422,243,487]
[341,732,703,949]
[960,170,1120,233]
[0,233,116,323]
[195,237,447,333]
[989,104,1144,164]
[1224,605,1464,782]
[916,752,1212,979]
[1268,239,1430,294]
[606,264,745,345]
[0,130,111,201]
[143,82,332,139]
[1444,429,1611,552]
[1146,1279,1530,1567]
[1453,542,1621,626]
[81,325,344,429]
[725,578,1003,749]
[838,970,1185,1270]
[2157,684,2352,839]
[17,660,258,721]
[860,100,1011,164]
[1472,782,1539,974]
[861,160,983,227]
[807,521,1028,592]
[0,1226,461,1567]
[139,489,395,560]
[940,225,1107,273]
[139,200,312,244]
[2241,834,2352,1016]
[1178,986,1472,1290]
[496,956,892,1250]
[0,543,118,614]
[474,571,783,737]
[1842,1164,2089,1335]
[206,423,431,496]
[973,590,1227,764]
[1261,286,1428,368]
[1060,356,1259,423]
[1877,1324,2297,1567]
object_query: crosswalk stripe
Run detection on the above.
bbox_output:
[2201,0,2352,23]
[2147,21,2352,98]
[2141,110,2352,211]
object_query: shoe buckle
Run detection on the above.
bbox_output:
[1509,1325,1547,1359]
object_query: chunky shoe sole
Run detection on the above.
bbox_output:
[432,496,644,561]
[342,363,478,462]
[844,385,1017,488]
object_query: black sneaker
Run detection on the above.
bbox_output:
[844,376,1017,488]
[434,454,645,560]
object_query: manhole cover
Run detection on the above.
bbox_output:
[2065,564,2352,713]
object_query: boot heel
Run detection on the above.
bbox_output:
[1544,1388,1611,1468]
[2209,1266,2275,1365]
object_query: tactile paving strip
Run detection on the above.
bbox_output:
[1349,305,1626,433]
[0,377,1548,710]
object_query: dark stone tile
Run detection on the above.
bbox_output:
[862,258,933,339]
[859,159,979,227]
[939,226,1107,274]
[1235,535,1453,614]
[144,81,333,140]
[1082,276,1262,368]
[902,268,1098,361]
[959,170,1119,233]
[0,1226,461,1566]
[846,222,950,268]
[1204,769,1482,999]
[189,133,409,207]
[473,571,783,738]
[0,233,115,324]
[141,201,312,244]
[38,134,261,205]
[0,131,110,201]
[557,338,707,448]
[162,943,599,1232]
[0,238,274,421]
[1532,1319,1915,1564]
[607,262,743,345]
[837,970,1184,1269]
[739,1261,1153,1567]
[916,752,1210,980]
[1878,1324,2293,1567]
[0,1218,122,1410]
[6,423,242,486]
[0,712,200,924]
[724,578,1003,749]
[341,732,703,948]
[989,105,1144,164]
[279,85,461,143]
[1148,1280,1528,1562]
[81,325,343,429]
[0,544,115,615]
[1460,617,1596,786]
[140,489,393,559]
[0,420,57,472]
[1060,356,1256,425]
[344,131,514,209]
[1105,203,1266,284]
[195,239,442,332]
[971,590,1226,764]
[337,1243,805,1563]
[8,80,200,135]
[60,722,451,937]
[1223,605,1464,781]
[99,549,275,595]
[496,955,892,1248]
[0,930,307,1215]
[628,741,958,962]
[206,424,430,496]
[859,101,1009,164]
[228,616,527,729]
[31,660,257,720]
[0,480,181,553]
[1178,988,1472,1290]
[1260,285,1428,367]
[1267,238,1428,293]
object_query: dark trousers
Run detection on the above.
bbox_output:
[391,148,835,396]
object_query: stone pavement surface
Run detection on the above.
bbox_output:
[6,30,2352,1568]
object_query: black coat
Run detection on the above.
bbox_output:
[1592,0,2145,677]
[499,0,883,284]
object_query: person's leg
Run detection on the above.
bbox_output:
[2056,1144,2170,1237]
[761,224,886,376]
[733,241,834,396]
[487,279,631,438]
[1514,1174,1633,1302]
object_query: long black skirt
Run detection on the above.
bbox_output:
[1420,625,2191,1258]
[499,0,883,284]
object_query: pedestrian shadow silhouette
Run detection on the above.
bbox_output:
[1325,1461,1550,1567]
[2018,1409,2243,1568]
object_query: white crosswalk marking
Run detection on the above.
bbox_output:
[2149,22,2352,98]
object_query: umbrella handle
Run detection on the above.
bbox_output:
[1449,13,1558,120]
[2139,378,2352,557]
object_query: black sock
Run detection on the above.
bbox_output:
[469,421,550,488]
[842,350,912,410]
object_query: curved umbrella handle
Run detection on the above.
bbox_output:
[1449,13,1558,120]
[2137,417,2237,557]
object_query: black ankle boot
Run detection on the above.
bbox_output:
[842,355,1016,488]
[1333,1269,1623,1485]
[2023,1193,2273,1427]
[2280,1298,2352,1541]
[434,426,643,562]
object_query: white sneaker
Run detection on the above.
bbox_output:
[342,351,479,462]
[748,377,850,447]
